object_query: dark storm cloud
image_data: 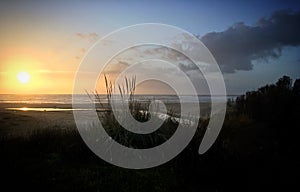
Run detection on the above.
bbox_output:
[201,10,300,73]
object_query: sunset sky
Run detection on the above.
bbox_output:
[0,0,299,94]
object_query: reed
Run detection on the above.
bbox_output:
[91,74,179,148]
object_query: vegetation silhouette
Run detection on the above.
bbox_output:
[235,75,299,158]
[0,75,298,191]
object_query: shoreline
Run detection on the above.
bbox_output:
[0,104,76,137]
[0,102,212,137]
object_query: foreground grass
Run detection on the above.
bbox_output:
[0,111,286,192]
[0,126,179,192]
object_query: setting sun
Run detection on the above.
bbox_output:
[17,72,30,84]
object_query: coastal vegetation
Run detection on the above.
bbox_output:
[0,75,299,191]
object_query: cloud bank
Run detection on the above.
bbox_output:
[201,10,300,73]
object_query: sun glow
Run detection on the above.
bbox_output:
[17,71,30,84]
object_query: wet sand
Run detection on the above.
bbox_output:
[0,103,76,137]
[0,102,212,137]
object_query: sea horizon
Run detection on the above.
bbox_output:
[0,93,237,105]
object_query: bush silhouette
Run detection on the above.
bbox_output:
[236,75,300,122]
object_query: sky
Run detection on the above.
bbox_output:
[0,0,299,94]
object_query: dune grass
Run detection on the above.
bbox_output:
[1,76,296,191]
[0,110,282,191]
[89,75,181,148]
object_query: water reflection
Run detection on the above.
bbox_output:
[5,107,90,112]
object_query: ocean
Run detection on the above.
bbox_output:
[0,94,236,104]
[0,94,236,112]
